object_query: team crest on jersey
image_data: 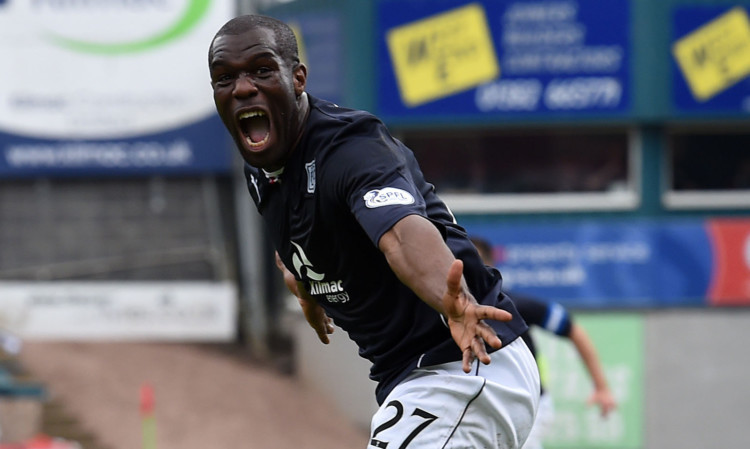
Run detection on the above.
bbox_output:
[363,187,415,208]
[305,160,316,193]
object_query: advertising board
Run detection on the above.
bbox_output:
[0,0,234,176]
[377,0,630,121]
[464,218,750,307]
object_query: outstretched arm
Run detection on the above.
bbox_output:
[569,323,617,417]
[274,251,334,344]
[379,214,512,373]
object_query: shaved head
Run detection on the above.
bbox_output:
[209,15,300,67]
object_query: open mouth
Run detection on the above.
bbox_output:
[238,110,270,148]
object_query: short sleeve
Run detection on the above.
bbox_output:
[541,301,573,337]
[512,294,573,337]
[320,134,428,246]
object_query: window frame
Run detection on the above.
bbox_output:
[662,125,750,210]
[397,126,642,214]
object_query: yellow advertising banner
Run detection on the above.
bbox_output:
[672,7,750,101]
[386,3,499,107]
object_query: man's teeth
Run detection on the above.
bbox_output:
[239,110,269,148]
[239,110,266,120]
[245,135,268,147]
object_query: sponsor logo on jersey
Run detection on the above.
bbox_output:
[305,159,316,193]
[308,280,344,294]
[308,280,350,303]
[363,187,415,208]
[291,241,324,281]
[290,241,349,303]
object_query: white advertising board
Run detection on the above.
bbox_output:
[0,281,237,341]
[0,0,235,175]
[0,0,233,140]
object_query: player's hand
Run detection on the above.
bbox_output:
[298,295,334,344]
[275,251,334,344]
[588,388,617,417]
[442,259,513,373]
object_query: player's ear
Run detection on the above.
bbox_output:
[293,62,307,96]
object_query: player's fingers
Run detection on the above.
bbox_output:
[472,336,492,365]
[602,401,616,417]
[479,306,513,322]
[444,259,464,298]
[315,322,331,344]
[477,323,503,349]
[461,348,474,373]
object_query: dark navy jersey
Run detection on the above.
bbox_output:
[244,95,528,404]
[510,293,573,393]
[512,294,573,359]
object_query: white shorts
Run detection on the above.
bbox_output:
[368,338,540,449]
[521,392,555,449]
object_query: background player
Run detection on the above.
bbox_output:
[471,236,617,449]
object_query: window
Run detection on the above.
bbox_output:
[400,127,639,213]
[664,127,750,209]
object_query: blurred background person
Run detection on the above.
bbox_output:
[471,236,617,449]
